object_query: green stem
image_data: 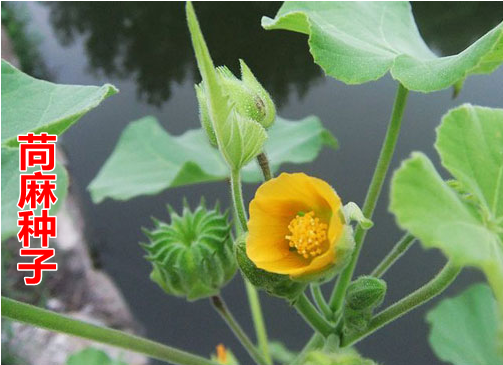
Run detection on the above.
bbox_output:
[2,296,218,365]
[244,281,273,365]
[211,296,268,365]
[310,284,333,319]
[230,169,248,232]
[229,169,272,364]
[291,334,324,365]
[330,83,409,312]
[341,261,461,347]
[256,152,272,181]
[295,294,335,337]
[371,233,415,278]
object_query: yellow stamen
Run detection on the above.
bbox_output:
[216,344,227,364]
[285,211,327,258]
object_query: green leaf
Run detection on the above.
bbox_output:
[1,60,118,146]
[88,115,336,203]
[242,115,337,181]
[186,2,266,170]
[262,2,503,92]
[390,104,503,355]
[427,284,503,365]
[67,347,128,365]
[436,104,503,219]
[1,147,68,241]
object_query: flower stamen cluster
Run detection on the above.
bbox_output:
[286,211,327,258]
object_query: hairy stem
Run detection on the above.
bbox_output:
[230,169,248,232]
[371,233,415,278]
[310,284,333,319]
[341,262,461,347]
[2,296,219,365]
[229,169,272,364]
[211,296,268,365]
[295,294,335,337]
[330,83,409,312]
[244,281,272,365]
[256,152,272,181]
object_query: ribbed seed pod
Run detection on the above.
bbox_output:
[142,199,236,301]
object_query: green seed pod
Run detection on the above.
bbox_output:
[345,276,387,311]
[142,198,236,301]
[195,83,218,147]
[235,234,306,302]
[217,60,276,129]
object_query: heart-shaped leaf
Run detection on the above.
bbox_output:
[427,284,503,365]
[262,2,503,92]
[88,115,337,203]
[390,104,503,355]
[1,60,117,146]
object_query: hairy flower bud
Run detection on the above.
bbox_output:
[142,198,236,301]
[346,276,387,311]
[194,60,276,147]
[217,60,276,129]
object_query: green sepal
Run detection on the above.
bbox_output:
[142,198,236,301]
[345,276,387,311]
[235,234,306,303]
[343,308,372,334]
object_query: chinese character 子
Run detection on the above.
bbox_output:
[18,132,57,171]
[17,248,58,285]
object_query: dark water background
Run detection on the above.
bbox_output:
[14,2,503,364]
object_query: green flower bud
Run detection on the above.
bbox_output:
[142,198,236,301]
[195,83,218,147]
[303,348,378,365]
[345,276,387,311]
[235,234,306,302]
[217,60,276,129]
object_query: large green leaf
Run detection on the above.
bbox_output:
[427,284,503,365]
[66,347,128,365]
[1,147,69,241]
[1,60,118,146]
[436,104,503,219]
[262,2,503,92]
[390,104,503,354]
[88,115,337,203]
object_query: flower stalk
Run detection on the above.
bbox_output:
[294,294,336,337]
[211,296,269,365]
[228,169,272,364]
[371,233,416,278]
[341,261,461,347]
[330,83,409,312]
[1,296,219,365]
[310,283,333,319]
[256,152,272,181]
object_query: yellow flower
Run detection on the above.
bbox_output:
[247,173,349,279]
